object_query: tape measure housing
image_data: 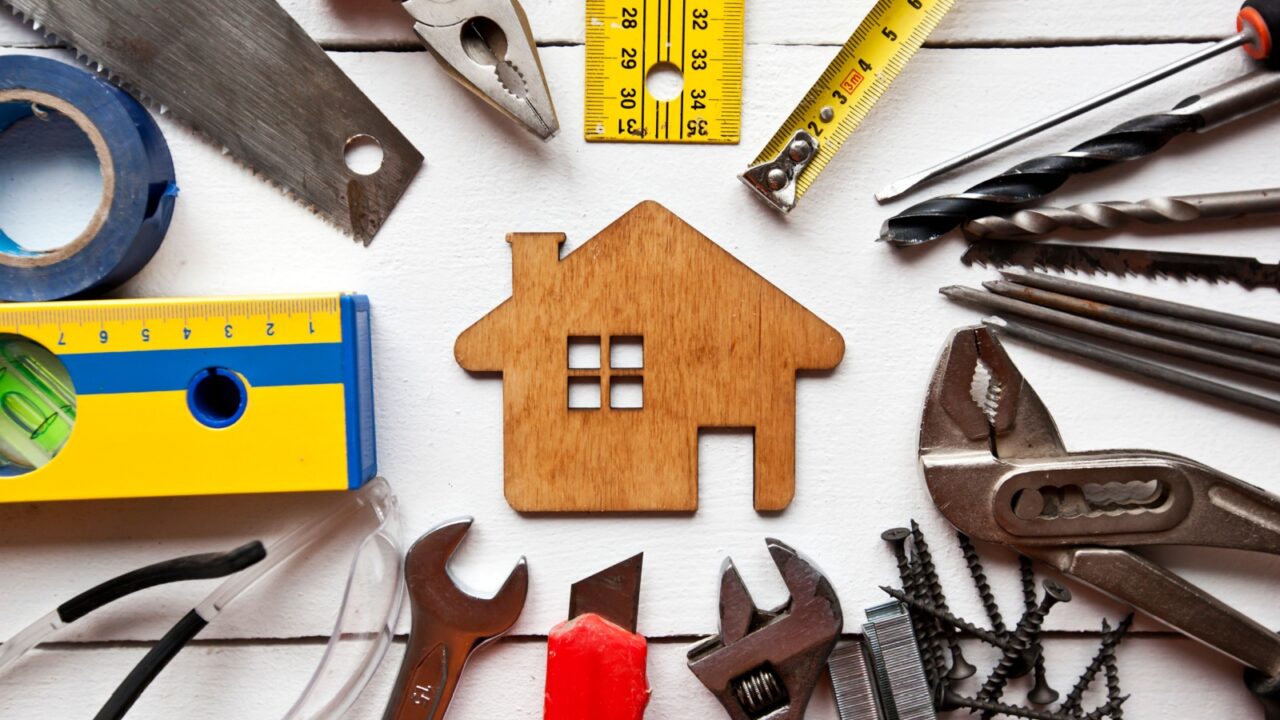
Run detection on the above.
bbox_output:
[0,293,375,503]
[586,0,744,143]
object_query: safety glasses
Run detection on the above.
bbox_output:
[0,477,404,720]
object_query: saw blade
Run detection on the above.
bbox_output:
[963,240,1280,291]
[6,0,423,244]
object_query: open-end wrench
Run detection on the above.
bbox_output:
[687,538,843,720]
[383,517,529,720]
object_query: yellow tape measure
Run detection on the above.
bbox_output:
[742,0,955,212]
[585,0,744,143]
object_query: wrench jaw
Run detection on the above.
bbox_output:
[919,325,1068,544]
[687,540,843,720]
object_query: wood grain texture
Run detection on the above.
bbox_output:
[456,201,844,511]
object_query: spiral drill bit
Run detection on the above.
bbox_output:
[879,71,1280,247]
[963,187,1280,239]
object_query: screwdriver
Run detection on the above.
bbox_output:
[544,554,649,720]
[877,0,1280,202]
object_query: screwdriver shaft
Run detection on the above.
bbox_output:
[877,31,1254,202]
[1000,270,1280,339]
[983,316,1280,417]
[964,188,1280,238]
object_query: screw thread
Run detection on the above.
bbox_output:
[879,585,1015,651]
[979,581,1069,704]
[946,690,1078,720]
[958,532,1007,636]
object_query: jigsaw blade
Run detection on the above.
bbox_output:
[963,240,1280,291]
[6,0,424,244]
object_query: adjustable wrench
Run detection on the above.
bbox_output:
[687,538,843,720]
[383,517,529,720]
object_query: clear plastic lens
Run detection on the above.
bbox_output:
[285,484,404,720]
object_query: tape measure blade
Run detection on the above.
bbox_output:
[746,0,955,206]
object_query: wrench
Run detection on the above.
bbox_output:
[383,517,529,720]
[687,538,843,720]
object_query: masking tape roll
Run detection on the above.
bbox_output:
[0,55,177,301]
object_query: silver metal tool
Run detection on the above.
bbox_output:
[687,538,843,720]
[740,131,819,214]
[876,0,1280,202]
[964,187,1280,239]
[919,326,1280,696]
[383,517,528,720]
[940,284,1280,382]
[1001,270,1280,340]
[829,641,881,720]
[399,0,558,139]
[5,0,424,244]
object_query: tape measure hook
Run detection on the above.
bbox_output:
[740,130,819,213]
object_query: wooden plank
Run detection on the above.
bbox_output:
[0,636,1260,718]
[0,0,1230,48]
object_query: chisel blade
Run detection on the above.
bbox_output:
[6,0,423,244]
[963,240,1280,292]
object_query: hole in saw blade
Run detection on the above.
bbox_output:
[645,62,684,101]
[344,134,384,176]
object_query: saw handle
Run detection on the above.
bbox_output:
[544,613,650,720]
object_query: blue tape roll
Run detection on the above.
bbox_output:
[0,56,177,301]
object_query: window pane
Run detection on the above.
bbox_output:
[568,377,602,409]
[568,336,602,369]
[610,376,643,409]
[610,336,643,369]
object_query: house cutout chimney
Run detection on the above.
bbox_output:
[455,201,844,513]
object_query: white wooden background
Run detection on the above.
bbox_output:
[1,1,1278,717]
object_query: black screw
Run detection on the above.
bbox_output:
[1104,643,1123,719]
[910,521,976,680]
[879,585,1017,651]
[882,528,948,688]
[1060,614,1133,717]
[943,688,1078,720]
[1083,695,1129,720]
[1028,653,1060,706]
[977,579,1071,706]
[958,531,1008,636]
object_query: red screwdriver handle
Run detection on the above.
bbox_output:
[544,613,650,720]
[1241,0,1280,67]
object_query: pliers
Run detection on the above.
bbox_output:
[397,0,559,139]
[919,325,1280,715]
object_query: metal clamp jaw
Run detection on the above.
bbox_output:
[919,325,1280,688]
[687,539,843,720]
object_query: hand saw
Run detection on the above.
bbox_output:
[963,240,1280,292]
[5,0,423,244]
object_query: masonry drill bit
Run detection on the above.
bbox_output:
[879,71,1280,247]
[964,188,1280,239]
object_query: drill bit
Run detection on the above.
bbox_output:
[963,188,1280,239]
[878,71,1280,247]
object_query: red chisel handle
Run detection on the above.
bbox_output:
[544,612,650,720]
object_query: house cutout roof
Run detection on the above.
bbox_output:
[456,201,844,512]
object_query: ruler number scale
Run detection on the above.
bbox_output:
[586,0,743,143]
[741,0,955,212]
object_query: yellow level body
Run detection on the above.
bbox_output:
[586,0,744,143]
[0,294,375,503]
[751,0,955,203]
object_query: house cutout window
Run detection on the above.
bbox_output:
[567,335,644,410]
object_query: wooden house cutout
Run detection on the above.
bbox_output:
[455,201,845,512]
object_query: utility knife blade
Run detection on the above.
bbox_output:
[6,0,424,244]
[963,240,1280,291]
